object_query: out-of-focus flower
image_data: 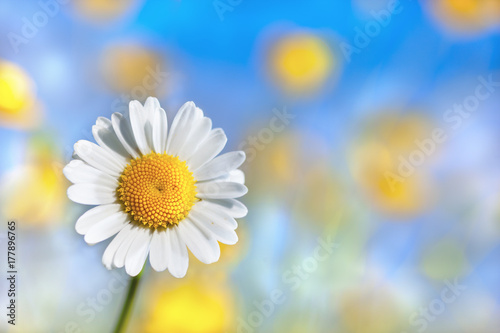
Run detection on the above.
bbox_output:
[294,160,345,227]
[428,0,500,34]
[64,98,248,277]
[351,142,426,215]
[0,60,42,129]
[72,0,141,23]
[268,31,337,95]
[246,131,304,198]
[0,134,68,226]
[100,44,167,99]
[140,280,235,333]
[339,284,404,333]
[349,112,434,217]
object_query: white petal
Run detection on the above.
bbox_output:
[111,112,140,159]
[166,101,199,157]
[92,117,130,161]
[166,227,189,278]
[187,128,227,171]
[84,211,130,245]
[228,169,245,184]
[113,225,140,268]
[125,227,152,276]
[74,140,124,177]
[152,107,168,153]
[203,169,245,184]
[102,224,134,269]
[202,199,248,218]
[190,210,238,245]
[75,204,122,235]
[177,217,220,264]
[67,183,117,205]
[149,229,169,272]
[193,107,204,118]
[129,101,153,155]
[63,160,117,188]
[192,201,238,229]
[194,151,245,181]
[178,117,212,161]
[196,181,248,199]
[96,116,111,128]
[144,97,160,114]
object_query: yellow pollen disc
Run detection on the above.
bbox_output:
[117,153,197,229]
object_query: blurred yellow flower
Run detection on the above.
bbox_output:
[339,284,404,333]
[100,44,167,100]
[294,160,345,227]
[349,113,434,217]
[371,113,432,152]
[429,0,500,33]
[0,60,41,129]
[246,132,304,198]
[141,281,235,333]
[268,32,336,95]
[1,135,68,226]
[73,0,138,23]
[351,142,426,215]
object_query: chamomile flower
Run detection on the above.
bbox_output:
[64,98,248,277]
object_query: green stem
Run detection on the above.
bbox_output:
[112,270,144,333]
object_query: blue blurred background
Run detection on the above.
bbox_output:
[1,0,500,332]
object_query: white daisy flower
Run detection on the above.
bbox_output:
[64,98,248,278]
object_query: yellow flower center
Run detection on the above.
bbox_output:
[117,153,197,229]
[270,33,334,94]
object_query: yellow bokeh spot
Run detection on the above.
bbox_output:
[269,33,335,94]
[447,0,483,14]
[118,153,197,228]
[350,113,433,216]
[143,282,234,333]
[431,0,500,32]
[101,44,166,98]
[0,63,32,112]
[246,132,304,197]
[1,136,68,226]
[0,60,40,129]
[340,285,403,333]
[73,0,136,22]
[351,142,426,216]
[294,161,344,227]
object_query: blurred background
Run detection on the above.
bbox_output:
[1,0,500,332]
